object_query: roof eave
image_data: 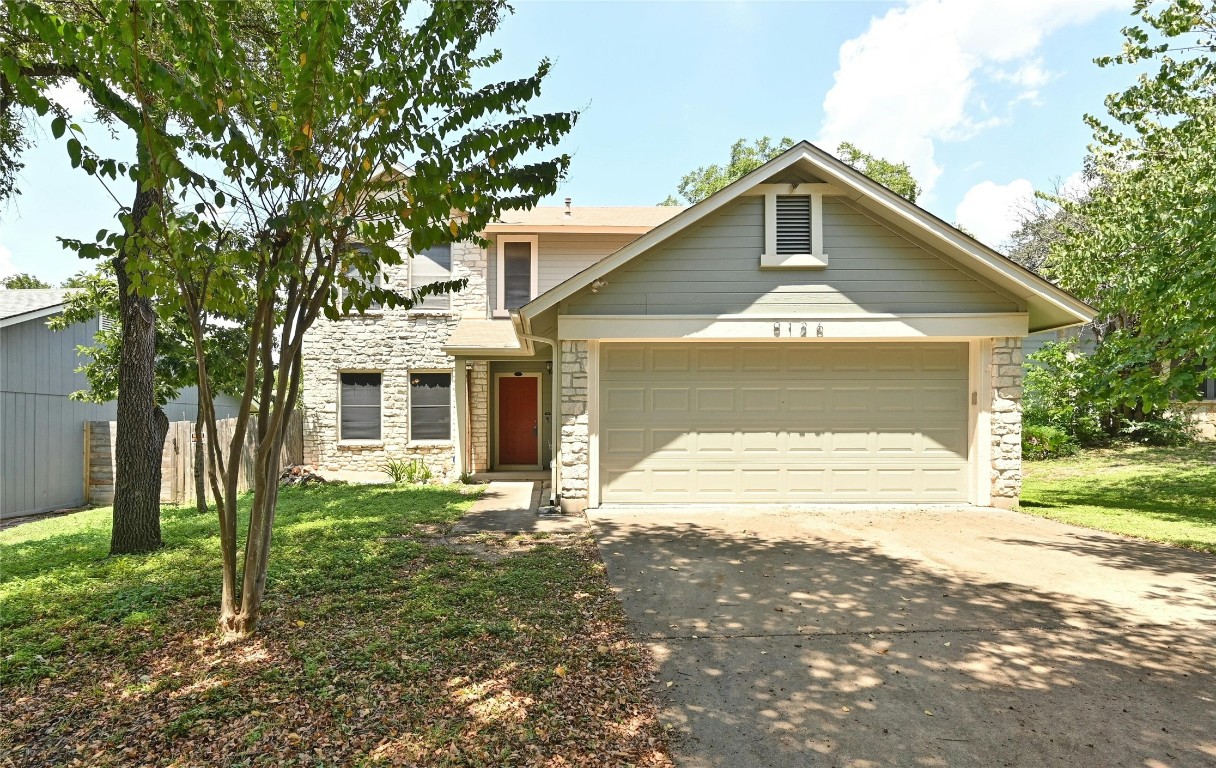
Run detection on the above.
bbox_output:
[483,225,656,235]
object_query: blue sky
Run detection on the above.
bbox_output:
[0,0,1135,285]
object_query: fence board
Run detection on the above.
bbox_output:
[85,411,303,506]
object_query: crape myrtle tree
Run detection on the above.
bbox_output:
[45,0,575,638]
[1,0,276,554]
[1046,0,1216,412]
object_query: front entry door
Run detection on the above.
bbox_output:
[498,375,539,467]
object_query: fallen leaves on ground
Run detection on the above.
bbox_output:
[0,486,674,767]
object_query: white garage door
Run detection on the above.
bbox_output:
[599,342,970,503]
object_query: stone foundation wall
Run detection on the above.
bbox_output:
[300,239,487,480]
[990,337,1024,508]
[1172,401,1216,441]
[558,340,589,512]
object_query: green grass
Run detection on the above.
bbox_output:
[1020,442,1216,553]
[0,484,671,766]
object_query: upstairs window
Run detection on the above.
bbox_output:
[760,188,828,269]
[410,372,452,441]
[411,244,452,312]
[339,372,381,441]
[496,235,538,314]
[340,244,383,313]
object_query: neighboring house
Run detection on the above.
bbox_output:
[301,141,1094,510]
[0,289,239,518]
[1023,327,1216,440]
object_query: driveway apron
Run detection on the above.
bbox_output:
[588,506,1216,768]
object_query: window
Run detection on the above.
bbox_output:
[761,188,828,268]
[339,372,381,441]
[496,235,538,313]
[340,245,383,313]
[411,244,452,312]
[1197,365,1216,400]
[410,372,452,441]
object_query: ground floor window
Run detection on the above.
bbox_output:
[339,371,382,441]
[411,371,452,441]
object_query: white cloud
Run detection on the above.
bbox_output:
[0,244,16,279]
[954,178,1035,248]
[818,0,1122,199]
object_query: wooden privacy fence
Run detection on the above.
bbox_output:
[85,411,303,506]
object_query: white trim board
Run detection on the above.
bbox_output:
[557,313,1030,341]
[495,234,539,317]
[0,305,64,328]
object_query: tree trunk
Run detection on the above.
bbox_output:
[194,410,208,514]
[109,168,166,556]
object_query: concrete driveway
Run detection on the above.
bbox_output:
[587,506,1216,768]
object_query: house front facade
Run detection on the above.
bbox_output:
[300,142,1093,510]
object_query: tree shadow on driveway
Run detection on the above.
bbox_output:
[590,512,1216,768]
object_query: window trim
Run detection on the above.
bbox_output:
[495,234,539,317]
[760,187,828,269]
[408,243,453,316]
[337,369,384,446]
[408,369,454,445]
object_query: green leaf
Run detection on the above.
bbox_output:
[51,116,66,139]
[66,138,82,168]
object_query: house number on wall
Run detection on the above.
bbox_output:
[772,322,822,337]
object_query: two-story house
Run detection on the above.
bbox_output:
[301,142,1095,512]
[300,201,683,484]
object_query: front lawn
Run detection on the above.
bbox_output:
[1020,442,1216,554]
[0,485,672,766]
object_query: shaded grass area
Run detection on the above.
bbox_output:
[1020,443,1216,554]
[0,485,671,766]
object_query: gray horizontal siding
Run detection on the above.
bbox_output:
[566,197,1020,316]
[487,233,638,313]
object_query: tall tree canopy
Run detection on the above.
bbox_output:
[0,272,51,288]
[11,0,576,638]
[1045,0,1216,409]
[2,0,278,555]
[660,137,921,205]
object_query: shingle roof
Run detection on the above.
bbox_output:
[489,206,684,229]
[0,289,67,321]
[444,318,522,351]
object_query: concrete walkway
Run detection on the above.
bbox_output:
[589,505,1216,768]
[452,481,587,534]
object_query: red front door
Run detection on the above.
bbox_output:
[498,376,539,466]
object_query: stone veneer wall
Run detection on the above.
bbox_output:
[301,240,486,479]
[468,361,490,472]
[989,337,1024,508]
[558,340,589,512]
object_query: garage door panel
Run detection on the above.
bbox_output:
[604,346,646,372]
[604,388,645,414]
[695,347,736,371]
[603,428,646,457]
[652,347,691,372]
[741,346,783,371]
[695,388,736,412]
[741,387,782,412]
[599,342,969,503]
[651,388,691,413]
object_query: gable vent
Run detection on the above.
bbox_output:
[775,195,811,254]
